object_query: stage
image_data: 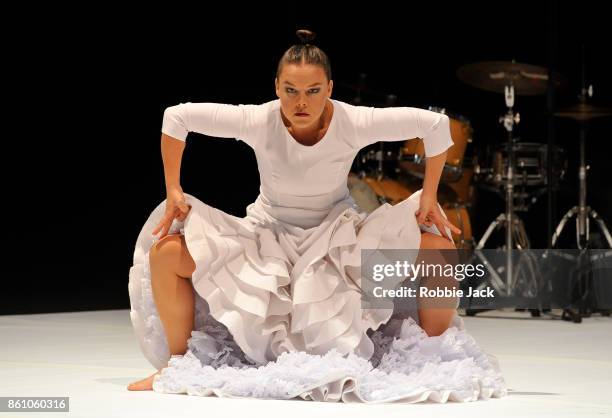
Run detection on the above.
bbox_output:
[0,309,610,417]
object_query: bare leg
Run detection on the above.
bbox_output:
[417,231,458,337]
[127,234,197,391]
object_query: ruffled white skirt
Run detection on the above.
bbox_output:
[128,189,507,403]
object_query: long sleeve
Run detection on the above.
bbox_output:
[352,105,453,157]
[161,102,256,145]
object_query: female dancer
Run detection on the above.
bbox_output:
[126,29,506,403]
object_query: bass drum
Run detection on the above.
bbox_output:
[348,173,474,249]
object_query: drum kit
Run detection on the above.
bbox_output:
[346,59,612,321]
[347,61,565,251]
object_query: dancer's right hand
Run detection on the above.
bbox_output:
[151,185,192,239]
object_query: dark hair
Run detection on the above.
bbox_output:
[276,29,332,81]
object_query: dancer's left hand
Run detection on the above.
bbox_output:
[415,193,461,242]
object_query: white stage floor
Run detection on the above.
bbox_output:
[0,309,610,417]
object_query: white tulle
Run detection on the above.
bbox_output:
[149,314,507,403]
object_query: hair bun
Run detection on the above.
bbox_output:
[296,29,316,45]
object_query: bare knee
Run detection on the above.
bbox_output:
[150,234,183,262]
[150,234,195,278]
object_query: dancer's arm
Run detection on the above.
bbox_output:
[161,133,184,190]
[161,102,254,143]
[353,105,453,157]
[148,134,192,239]
[421,151,446,201]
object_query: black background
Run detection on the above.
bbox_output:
[4,2,611,314]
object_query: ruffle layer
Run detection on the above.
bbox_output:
[150,315,507,403]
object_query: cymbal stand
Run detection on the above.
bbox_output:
[475,83,529,296]
[551,87,612,249]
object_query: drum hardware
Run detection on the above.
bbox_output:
[544,48,612,323]
[456,60,559,305]
[476,185,548,213]
[479,141,566,188]
[458,56,612,321]
[551,85,612,249]
[547,46,612,323]
[475,65,526,297]
[465,248,544,318]
[551,44,612,250]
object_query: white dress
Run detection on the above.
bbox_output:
[128,98,507,403]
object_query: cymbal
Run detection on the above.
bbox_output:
[457,61,566,95]
[554,102,612,121]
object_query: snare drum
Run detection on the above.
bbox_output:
[399,107,473,183]
[482,142,566,188]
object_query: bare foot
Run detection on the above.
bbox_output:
[127,370,161,391]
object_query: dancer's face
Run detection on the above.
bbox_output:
[275,63,333,129]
